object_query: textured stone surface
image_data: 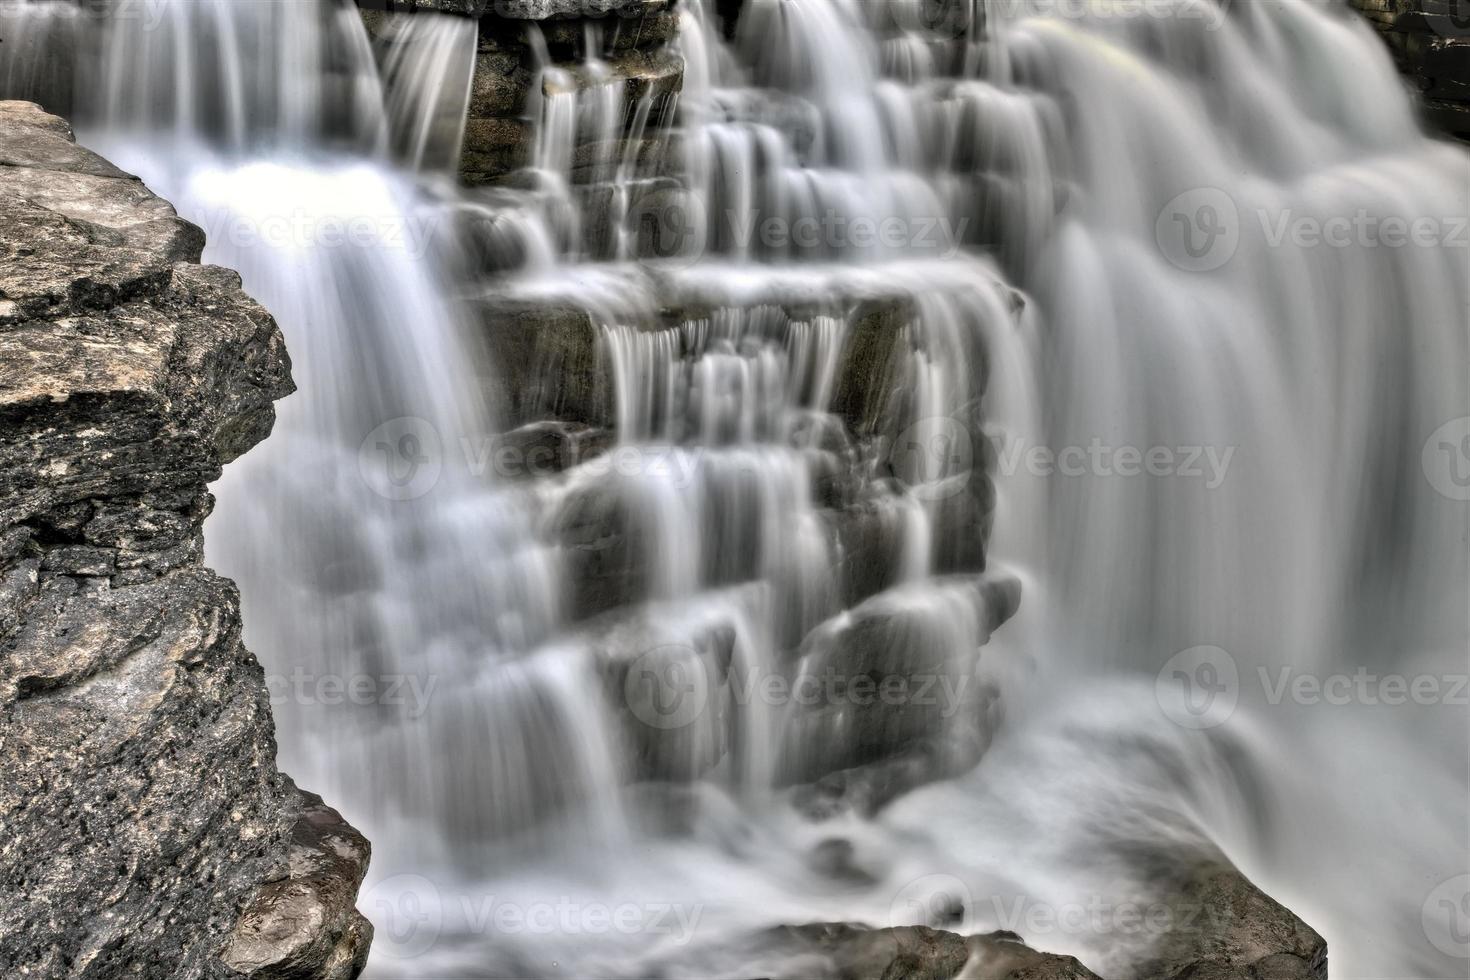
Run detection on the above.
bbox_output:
[763,924,1101,980]
[1134,861,1328,980]
[0,101,370,979]
[220,786,374,980]
[758,860,1324,980]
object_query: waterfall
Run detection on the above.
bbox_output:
[3,0,1466,976]
[375,12,477,173]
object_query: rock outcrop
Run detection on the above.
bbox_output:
[762,924,1101,980]
[1132,861,1328,980]
[0,101,370,979]
[756,860,1325,980]
[1350,0,1470,140]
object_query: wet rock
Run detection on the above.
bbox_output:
[1133,861,1328,980]
[551,473,654,619]
[748,860,1323,980]
[461,116,536,183]
[789,742,948,820]
[220,785,374,980]
[0,101,370,978]
[762,923,1100,980]
[805,838,880,885]
[493,419,613,479]
[777,573,1021,784]
[831,297,917,437]
[825,494,918,606]
[362,0,684,184]
[471,299,608,427]
[585,594,747,780]
[1349,0,1470,140]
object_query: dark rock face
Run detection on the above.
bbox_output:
[220,787,374,980]
[1350,0,1470,140]
[0,101,370,979]
[361,0,683,185]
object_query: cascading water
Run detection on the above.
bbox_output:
[4,0,1465,976]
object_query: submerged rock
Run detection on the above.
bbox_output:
[0,101,370,979]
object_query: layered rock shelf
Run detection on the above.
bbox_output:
[0,101,371,978]
[362,0,684,185]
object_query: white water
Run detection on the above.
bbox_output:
[3,0,1466,976]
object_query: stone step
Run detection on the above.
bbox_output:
[545,452,994,627]
[543,566,1019,792]
[468,265,1019,435]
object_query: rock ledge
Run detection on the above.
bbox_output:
[0,100,371,979]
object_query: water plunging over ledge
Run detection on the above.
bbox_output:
[3,0,1466,975]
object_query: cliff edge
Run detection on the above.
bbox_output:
[0,100,371,980]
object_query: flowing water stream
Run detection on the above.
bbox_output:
[2,0,1466,976]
